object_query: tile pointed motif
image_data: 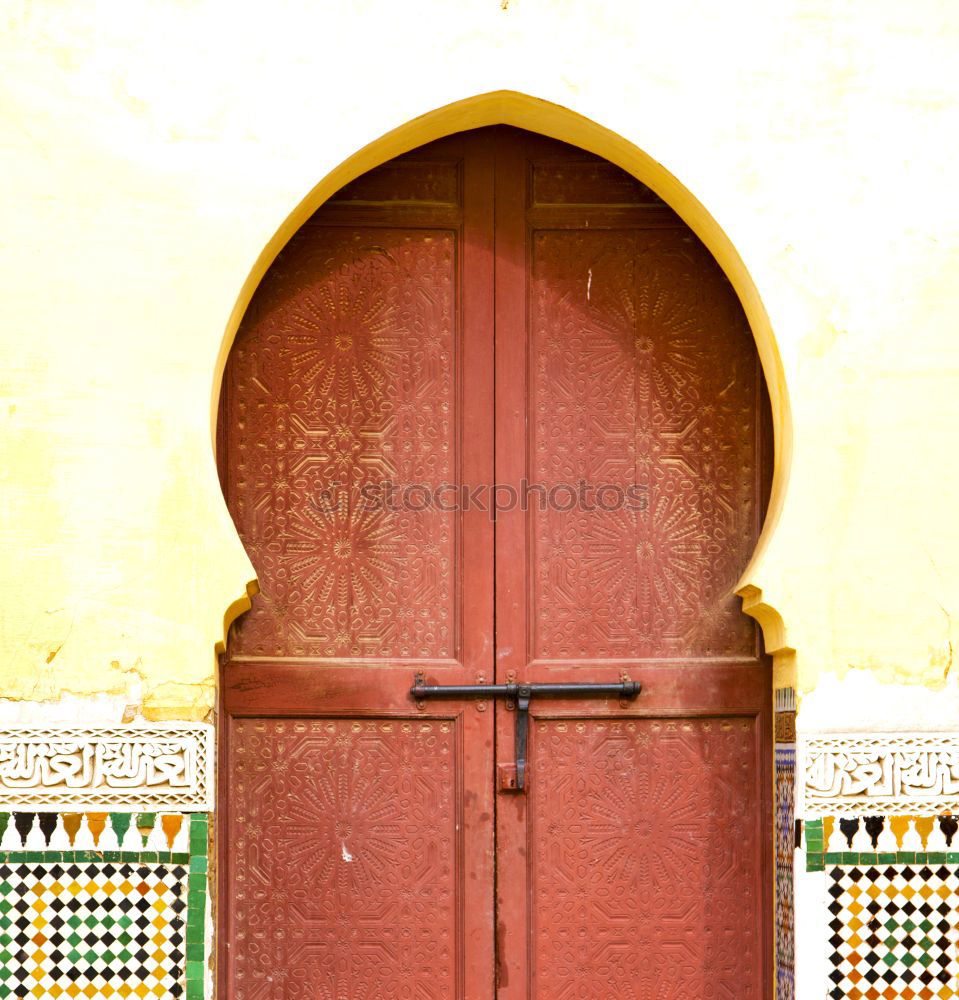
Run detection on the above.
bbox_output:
[827,864,959,1000]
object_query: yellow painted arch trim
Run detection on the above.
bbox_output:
[211,90,792,657]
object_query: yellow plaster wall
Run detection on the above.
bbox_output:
[1,0,958,718]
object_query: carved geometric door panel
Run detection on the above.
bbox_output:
[529,717,762,999]
[219,127,771,1000]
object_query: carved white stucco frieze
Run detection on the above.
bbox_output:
[0,724,213,810]
[802,734,959,815]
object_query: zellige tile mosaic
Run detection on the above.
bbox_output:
[0,813,207,1000]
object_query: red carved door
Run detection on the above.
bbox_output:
[219,127,771,999]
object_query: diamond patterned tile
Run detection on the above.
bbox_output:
[776,746,796,1000]
[828,864,959,1000]
[0,861,188,999]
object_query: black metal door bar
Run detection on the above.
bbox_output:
[410,678,642,790]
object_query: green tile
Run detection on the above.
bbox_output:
[807,854,825,872]
[927,852,946,863]
[878,853,897,864]
[186,960,205,980]
[110,813,133,844]
[947,853,959,863]
[190,855,208,873]
[173,853,190,865]
[897,852,916,863]
[187,941,205,961]
[840,852,857,864]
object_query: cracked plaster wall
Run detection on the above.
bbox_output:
[1,0,958,722]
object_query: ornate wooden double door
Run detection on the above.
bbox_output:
[218,127,772,999]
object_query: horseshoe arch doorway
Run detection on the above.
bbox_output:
[216,125,773,999]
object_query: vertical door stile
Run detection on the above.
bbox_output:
[492,134,533,1000]
[459,130,498,1000]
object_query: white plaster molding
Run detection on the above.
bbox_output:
[0,724,213,811]
[802,733,959,816]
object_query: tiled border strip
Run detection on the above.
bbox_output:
[187,813,209,1000]
[804,819,959,871]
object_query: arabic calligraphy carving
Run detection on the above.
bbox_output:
[0,725,212,810]
[803,734,959,815]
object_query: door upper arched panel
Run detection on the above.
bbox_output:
[219,153,470,661]
[218,127,772,669]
